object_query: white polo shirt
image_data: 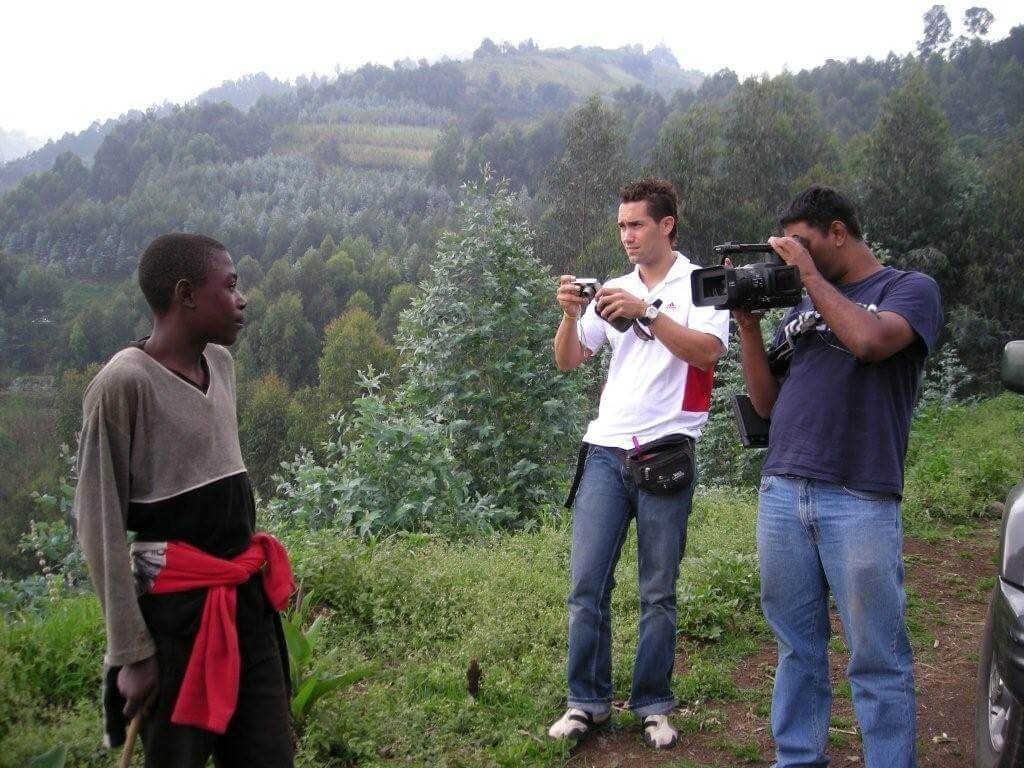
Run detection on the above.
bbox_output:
[577,252,730,448]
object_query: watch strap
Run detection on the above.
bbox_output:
[637,298,663,327]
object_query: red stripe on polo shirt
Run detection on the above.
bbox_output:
[681,365,714,412]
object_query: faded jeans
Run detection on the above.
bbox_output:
[758,474,917,768]
[566,445,695,718]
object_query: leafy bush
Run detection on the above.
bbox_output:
[270,382,512,536]
[677,551,760,641]
[916,341,975,412]
[272,180,587,537]
[1,446,88,614]
[397,177,587,513]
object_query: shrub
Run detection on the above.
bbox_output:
[677,551,760,641]
[269,381,512,536]
[397,177,587,513]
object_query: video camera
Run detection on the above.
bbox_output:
[690,236,808,312]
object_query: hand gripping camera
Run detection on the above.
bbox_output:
[690,237,808,311]
[572,278,633,332]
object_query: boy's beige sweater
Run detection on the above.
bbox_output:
[73,344,246,667]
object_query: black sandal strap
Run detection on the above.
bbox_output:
[568,712,594,725]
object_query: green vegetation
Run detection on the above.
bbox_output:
[4,385,1017,762]
[903,393,1024,531]
[0,393,59,575]
[282,589,369,729]
[2,12,1024,765]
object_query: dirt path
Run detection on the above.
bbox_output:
[568,524,998,767]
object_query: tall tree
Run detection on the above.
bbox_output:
[238,373,293,493]
[318,308,398,417]
[918,5,953,57]
[537,96,632,273]
[654,77,838,260]
[964,6,994,37]
[248,292,319,389]
[399,181,587,512]
[860,69,959,254]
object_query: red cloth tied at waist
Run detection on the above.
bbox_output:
[147,532,294,734]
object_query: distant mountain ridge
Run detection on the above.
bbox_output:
[0,72,297,193]
[3,27,1021,282]
[0,128,42,164]
[0,43,701,192]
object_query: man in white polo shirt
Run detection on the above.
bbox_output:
[548,178,729,749]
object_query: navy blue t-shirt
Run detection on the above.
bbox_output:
[762,267,943,496]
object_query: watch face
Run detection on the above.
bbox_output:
[645,305,658,320]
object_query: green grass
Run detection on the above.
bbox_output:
[2,393,1020,764]
[903,394,1024,532]
[274,123,440,170]
[0,491,759,766]
[459,49,701,99]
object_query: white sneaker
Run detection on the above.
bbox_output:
[547,708,610,740]
[642,714,678,749]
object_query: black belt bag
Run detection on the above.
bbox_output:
[625,434,695,495]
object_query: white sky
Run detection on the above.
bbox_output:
[3,0,1022,142]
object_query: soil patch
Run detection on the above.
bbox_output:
[568,525,998,767]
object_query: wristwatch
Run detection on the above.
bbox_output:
[639,301,660,326]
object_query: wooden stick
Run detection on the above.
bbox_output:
[118,711,143,768]
[119,691,156,768]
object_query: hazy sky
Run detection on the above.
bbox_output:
[4,0,1023,142]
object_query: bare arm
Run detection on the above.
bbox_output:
[770,237,917,363]
[553,274,593,372]
[734,311,780,419]
[597,286,723,370]
[648,313,724,370]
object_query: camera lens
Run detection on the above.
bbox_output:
[703,275,727,298]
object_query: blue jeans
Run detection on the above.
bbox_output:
[566,445,695,718]
[758,474,916,768]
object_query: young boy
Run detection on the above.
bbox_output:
[74,233,295,767]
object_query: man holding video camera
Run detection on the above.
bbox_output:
[736,186,942,767]
[548,178,729,749]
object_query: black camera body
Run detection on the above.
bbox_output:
[691,241,805,311]
[572,277,633,332]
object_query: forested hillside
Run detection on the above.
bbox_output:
[1,13,1023,575]
[3,10,1024,764]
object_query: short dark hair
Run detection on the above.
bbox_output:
[138,233,227,314]
[620,178,679,242]
[779,185,863,240]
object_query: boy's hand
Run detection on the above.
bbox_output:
[118,655,159,719]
